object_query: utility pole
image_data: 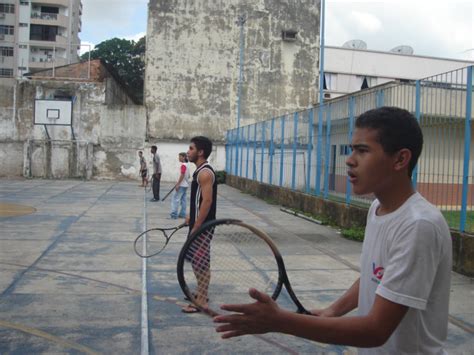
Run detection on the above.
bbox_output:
[236,14,246,130]
[235,14,246,176]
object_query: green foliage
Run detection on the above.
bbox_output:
[341,226,365,242]
[81,37,145,103]
[215,170,227,184]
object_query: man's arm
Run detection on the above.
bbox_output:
[190,169,213,235]
[214,287,408,348]
[312,278,359,317]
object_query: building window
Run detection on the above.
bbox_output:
[323,73,337,91]
[30,24,57,41]
[19,23,29,27]
[19,44,28,49]
[282,30,297,42]
[0,4,15,13]
[0,25,14,35]
[0,68,14,77]
[0,46,14,56]
[18,66,27,71]
[20,1,29,5]
[358,76,376,90]
[340,144,351,156]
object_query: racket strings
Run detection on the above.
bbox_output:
[182,224,280,311]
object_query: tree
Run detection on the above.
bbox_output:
[81,37,145,104]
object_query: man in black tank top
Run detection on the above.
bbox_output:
[182,136,217,313]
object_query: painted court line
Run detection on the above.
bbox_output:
[141,190,149,355]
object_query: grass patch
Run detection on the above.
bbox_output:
[341,226,365,242]
[441,210,474,234]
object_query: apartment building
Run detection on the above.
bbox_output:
[0,0,82,78]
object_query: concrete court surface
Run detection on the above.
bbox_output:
[0,179,472,355]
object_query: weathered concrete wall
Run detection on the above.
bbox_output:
[0,79,147,180]
[227,175,474,277]
[146,0,320,142]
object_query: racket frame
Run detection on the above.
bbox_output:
[176,218,310,315]
[134,222,187,258]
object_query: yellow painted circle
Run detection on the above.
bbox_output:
[0,203,36,217]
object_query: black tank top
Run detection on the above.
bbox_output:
[189,162,217,231]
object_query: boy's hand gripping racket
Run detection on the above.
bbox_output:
[177,218,310,316]
[134,222,188,258]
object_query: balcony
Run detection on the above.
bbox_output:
[29,56,68,69]
[31,12,69,28]
[29,34,68,49]
[31,0,69,6]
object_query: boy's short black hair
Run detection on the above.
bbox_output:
[190,136,213,159]
[356,107,423,176]
[151,145,157,151]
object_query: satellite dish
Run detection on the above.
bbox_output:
[390,45,414,55]
[342,39,367,50]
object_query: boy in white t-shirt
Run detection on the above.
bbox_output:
[214,106,452,354]
[170,152,190,219]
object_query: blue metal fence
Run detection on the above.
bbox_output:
[226,66,474,233]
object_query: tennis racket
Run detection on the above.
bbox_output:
[134,222,188,258]
[161,185,177,201]
[177,218,310,316]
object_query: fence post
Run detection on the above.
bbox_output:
[412,80,421,188]
[269,117,275,185]
[225,130,231,174]
[246,125,250,179]
[239,126,244,177]
[260,121,266,183]
[234,128,239,176]
[306,108,314,193]
[280,115,285,187]
[253,124,257,180]
[324,104,332,198]
[291,112,298,190]
[346,97,355,205]
[460,66,472,232]
[316,103,324,195]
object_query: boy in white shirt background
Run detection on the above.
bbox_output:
[170,152,190,219]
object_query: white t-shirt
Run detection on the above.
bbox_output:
[358,192,452,355]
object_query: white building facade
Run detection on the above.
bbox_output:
[0,0,82,79]
[323,45,474,99]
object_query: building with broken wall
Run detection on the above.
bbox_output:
[0,60,146,180]
[145,0,321,173]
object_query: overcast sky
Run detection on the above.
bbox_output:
[80,0,474,61]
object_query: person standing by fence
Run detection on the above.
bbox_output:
[170,152,189,219]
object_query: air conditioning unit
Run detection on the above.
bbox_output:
[0,34,5,40]
[0,13,6,19]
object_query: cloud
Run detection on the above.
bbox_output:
[79,41,95,56]
[81,0,148,45]
[326,0,473,60]
[350,11,382,33]
[122,32,146,43]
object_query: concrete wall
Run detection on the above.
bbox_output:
[146,0,320,142]
[227,174,474,277]
[0,79,147,180]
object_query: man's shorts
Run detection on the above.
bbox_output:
[185,226,215,271]
[141,169,147,178]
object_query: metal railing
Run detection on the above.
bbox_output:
[226,66,474,233]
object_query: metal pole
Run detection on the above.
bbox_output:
[316,0,326,195]
[235,15,246,176]
[460,66,472,232]
[236,14,246,130]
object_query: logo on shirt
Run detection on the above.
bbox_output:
[372,262,384,284]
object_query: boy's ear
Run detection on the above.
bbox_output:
[393,148,412,172]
